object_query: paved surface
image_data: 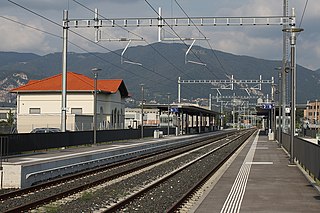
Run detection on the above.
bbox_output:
[3,132,206,166]
[194,131,320,213]
[300,136,319,145]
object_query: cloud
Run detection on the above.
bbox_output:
[104,0,141,4]
[5,0,68,11]
[0,16,53,53]
[1,0,319,70]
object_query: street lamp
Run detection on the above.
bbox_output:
[140,84,144,139]
[282,24,303,164]
[92,67,101,146]
[274,67,282,147]
[167,93,171,136]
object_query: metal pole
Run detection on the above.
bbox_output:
[94,72,97,145]
[290,40,296,164]
[178,77,181,103]
[0,137,2,189]
[316,99,318,128]
[282,0,289,134]
[158,7,162,42]
[232,93,235,128]
[167,93,170,136]
[141,84,144,139]
[283,13,303,164]
[92,68,101,146]
[278,71,282,146]
[209,94,212,110]
[61,10,68,132]
[271,77,276,139]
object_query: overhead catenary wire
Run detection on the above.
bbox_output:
[299,0,309,28]
[6,0,203,98]
[72,0,144,41]
[7,0,173,83]
[0,15,148,82]
[173,0,231,78]
[71,0,196,80]
[144,0,218,78]
[70,0,212,99]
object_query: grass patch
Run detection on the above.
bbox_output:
[42,205,61,213]
[80,191,94,201]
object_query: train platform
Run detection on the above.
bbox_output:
[1,133,202,188]
[193,130,320,213]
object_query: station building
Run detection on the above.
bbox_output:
[10,72,129,133]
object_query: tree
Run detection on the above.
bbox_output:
[7,109,14,126]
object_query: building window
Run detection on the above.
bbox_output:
[0,113,7,119]
[29,108,40,114]
[71,108,82,115]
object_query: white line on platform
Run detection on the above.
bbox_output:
[220,130,259,213]
[13,141,153,164]
[255,147,269,150]
[245,162,273,165]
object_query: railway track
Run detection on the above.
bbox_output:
[0,129,254,212]
[103,129,255,212]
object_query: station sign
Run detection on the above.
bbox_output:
[170,108,179,113]
[261,103,274,109]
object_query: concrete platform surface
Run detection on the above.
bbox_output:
[1,133,202,188]
[194,131,320,213]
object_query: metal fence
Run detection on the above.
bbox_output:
[1,127,178,155]
[276,131,320,180]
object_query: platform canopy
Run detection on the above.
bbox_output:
[143,103,220,117]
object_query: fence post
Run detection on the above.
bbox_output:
[0,136,8,189]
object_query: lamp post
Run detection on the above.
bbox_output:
[140,84,144,139]
[282,22,303,164]
[92,67,101,146]
[275,67,282,147]
[271,81,276,139]
[167,93,171,136]
[316,99,318,129]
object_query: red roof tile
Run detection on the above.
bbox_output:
[11,72,129,97]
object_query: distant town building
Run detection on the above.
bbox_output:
[303,100,320,128]
[11,72,129,133]
[0,102,16,122]
[125,108,160,129]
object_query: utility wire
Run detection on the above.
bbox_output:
[0,15,61,38]
[173,0,230,78]
[0,15,148,81]
[8,0,61,27]
[299,0,309,28]
[71,0,210,99]
[144,0,215,77]
[72,0,195,80]
[72,0,144,40]
[173,0,271,95]
[7,0,174,83]
[7,0,205,98]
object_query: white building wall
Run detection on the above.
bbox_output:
[16,91,125,133]
[18,93,93,115]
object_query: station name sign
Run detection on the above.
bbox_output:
[261,103,274,109]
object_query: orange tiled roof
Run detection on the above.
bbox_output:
[11,72,129,97]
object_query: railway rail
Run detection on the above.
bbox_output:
[0,129,255,212]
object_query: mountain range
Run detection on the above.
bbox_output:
[0,43,319,105]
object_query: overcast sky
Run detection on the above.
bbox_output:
[0,0,319,70]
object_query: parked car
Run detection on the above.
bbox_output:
[30,128,61,133]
